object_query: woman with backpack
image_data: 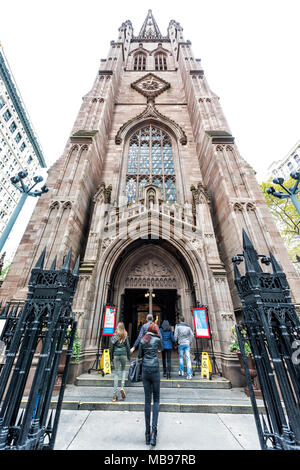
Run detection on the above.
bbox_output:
[159,320,176,379]
[110,322,131,402]
[138,322,163,447]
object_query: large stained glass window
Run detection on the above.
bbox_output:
[126,126,176,204]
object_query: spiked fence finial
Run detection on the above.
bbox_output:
[73,255,80,276]
[34,247,46,270]
[242,229,262,273]
[269,251,283,274]
[50,255,57,270]
[61,247,72,271]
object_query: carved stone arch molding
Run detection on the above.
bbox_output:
[115,245,184,291]
[128,45,150,56]
[150,43,172,56]
[62,201,72,210]
[246,202,256,212]
[49,201,60,211]
[87,235,211,346]
[79,144,89,154]
[115,102,187,145]
[70,144,80,154]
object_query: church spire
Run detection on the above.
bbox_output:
[138,10,162,39]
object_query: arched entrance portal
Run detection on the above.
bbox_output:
[108,239,196,347]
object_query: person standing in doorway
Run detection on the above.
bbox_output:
[159,319,175,379]
[110,322,131,402]
[130,313,161,354]
[138,322,163,447]
[174,314,194,379]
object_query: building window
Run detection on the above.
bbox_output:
[125,125,176,204]
[134,53,146,71]
[15,132,22,143]
[9,121,17,133]
[0,96,5,109]
[294,154,300,167]
[20,142,26,152]
[154,53,167,70]
[3,109,11,122]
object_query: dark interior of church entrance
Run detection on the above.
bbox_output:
[122,288,178,347]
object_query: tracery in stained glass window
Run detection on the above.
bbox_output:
[125,125,176,204]
[139,176,149,197]
[126,177,137,203]
[165,177,176,202]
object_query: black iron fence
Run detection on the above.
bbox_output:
[0,247,79,450]
[233,230,300,450]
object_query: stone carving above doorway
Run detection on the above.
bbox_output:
[125,256,177,288]
[133,258,172,276]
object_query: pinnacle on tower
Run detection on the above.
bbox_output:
[138,10,162,39]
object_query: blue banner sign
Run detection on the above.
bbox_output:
[102,306,117,336]
[192,307,210,338]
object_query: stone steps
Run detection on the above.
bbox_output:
[20,371,264,414]
[75,374,231,389]
[42,380,264,414]
[47,400,263,415]
[44,371,264,414]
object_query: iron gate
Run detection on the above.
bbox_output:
[0,247,79,450]
[233,230,300,450]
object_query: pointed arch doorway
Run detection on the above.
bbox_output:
[107,239,196,347]
[121,288,179,347]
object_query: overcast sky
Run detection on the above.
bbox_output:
[1,0,300,260]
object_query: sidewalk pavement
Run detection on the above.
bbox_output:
[54,410,261,450]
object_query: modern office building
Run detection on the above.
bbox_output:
[267,139,300,180]
[0,44,46,242]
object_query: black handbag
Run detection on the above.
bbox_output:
[128,358,143,383]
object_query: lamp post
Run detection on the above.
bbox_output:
[0,170,49,253]
[145,288,155,317]
[266,171,300,215]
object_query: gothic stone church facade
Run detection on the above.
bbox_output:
[1,11,299,386]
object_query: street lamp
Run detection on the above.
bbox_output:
[266,171,300,215]
[145,289,155,316]
[0,170,49,253]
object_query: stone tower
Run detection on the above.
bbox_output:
[1,11,299,385]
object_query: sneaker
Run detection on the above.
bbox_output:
[120,388,126,399]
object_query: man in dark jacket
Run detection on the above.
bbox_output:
[130,313,162,354]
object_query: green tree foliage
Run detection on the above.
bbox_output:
[261,177,300,271]
[0,264,10,281]
[261,177,300,243]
